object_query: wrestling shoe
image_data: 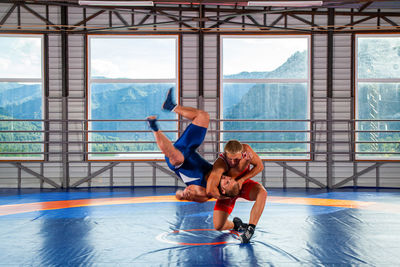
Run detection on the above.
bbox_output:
[240,224,255,244]
[233,217,248,232]
[162,88,177,112]
[147,116,159,132]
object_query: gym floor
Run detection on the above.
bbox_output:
[0,187,399,266]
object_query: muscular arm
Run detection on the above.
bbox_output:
[206,158,227,199]
[179,185,209,203]
[236,144,264,185]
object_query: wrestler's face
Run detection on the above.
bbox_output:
[225,152,242,168]
[220,175,239,196]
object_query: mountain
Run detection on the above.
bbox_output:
[223,83,309,152]
[224,50,307,79]
[90,84,176,140]
[0,114,42,156]
[0,83,41,107]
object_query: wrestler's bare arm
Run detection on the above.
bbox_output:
[206,158,228,199]
[236,144,264,185]
[176,185,209,203]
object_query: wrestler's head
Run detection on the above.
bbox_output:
[224,140,243,168]
[219,175,240,197]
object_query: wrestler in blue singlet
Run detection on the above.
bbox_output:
[165,123,212,188]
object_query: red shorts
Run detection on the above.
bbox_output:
[214,179,259,214]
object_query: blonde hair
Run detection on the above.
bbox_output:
[224,182,240,197]
[224,140,243,154]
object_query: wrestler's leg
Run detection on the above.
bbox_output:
[147,116,184,166]
[213,210,234,231]
[247,183,267,226]
[162,88,209,128]
[174,105,209,128]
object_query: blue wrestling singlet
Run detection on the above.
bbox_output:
[165,124,212,188]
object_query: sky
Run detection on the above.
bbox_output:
[90,36,177,79]
[222,37,308,75]
[0,36,42,79]
[0,35,307,80]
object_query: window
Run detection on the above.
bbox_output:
[356,34,400,160]
[87,35,178,160]
[221,36,311,159]
[0,35,44,160]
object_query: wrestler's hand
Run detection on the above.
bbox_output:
[183,187,194,200]
[242,151,253,162]
[175,190,184,200]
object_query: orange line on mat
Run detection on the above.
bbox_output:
[0,195,399,216]
[0,195,180,216]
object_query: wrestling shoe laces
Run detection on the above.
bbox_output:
[162,88,177,112]
[240,225,255,244]
[147,117,159,132]
[233,217,248,232]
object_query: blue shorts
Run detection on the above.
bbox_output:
[165,124,212,188]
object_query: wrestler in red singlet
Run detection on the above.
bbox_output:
[214,153,259,214]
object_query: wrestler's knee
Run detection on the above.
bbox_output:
[193,110,210,128]
[249,184,267,201]
[168,154,184,166]
[213,221,225,231]
[213,213,227,231]
[257,186,267,202]
[198,110,210,121]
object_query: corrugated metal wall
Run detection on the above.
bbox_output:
[0,3,399,188]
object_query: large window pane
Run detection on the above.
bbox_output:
[0,36,42,79]
[89,83,176,159]
[0,83,43,158]
[90,37,176,79]
[0,35,44,160]
[221,36,310,159]
[223,37,308,79]
[223,83,309,158]
[88,35,178,160]
[358,37,400,79]
[356,83,400,158]
[356,34,400,160]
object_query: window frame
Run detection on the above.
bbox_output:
[86,34,180,161]
[0,34,45,161]
[219,34,312,160]
[355,33,400,161]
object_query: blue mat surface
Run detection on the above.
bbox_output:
[1,187,400,266]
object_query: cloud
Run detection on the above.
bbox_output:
[0,58,10,70]
[89,37,177,79]
[0,37,42,78]
[91,59,121,78]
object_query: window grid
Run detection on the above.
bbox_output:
[0,34,45,161]
[87,35,179,161]
[355,34,400,160]
[220,35,311,160]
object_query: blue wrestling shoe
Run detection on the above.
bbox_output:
[162,88,177,112]
[233,217,248,232]
[147,116,159,132]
